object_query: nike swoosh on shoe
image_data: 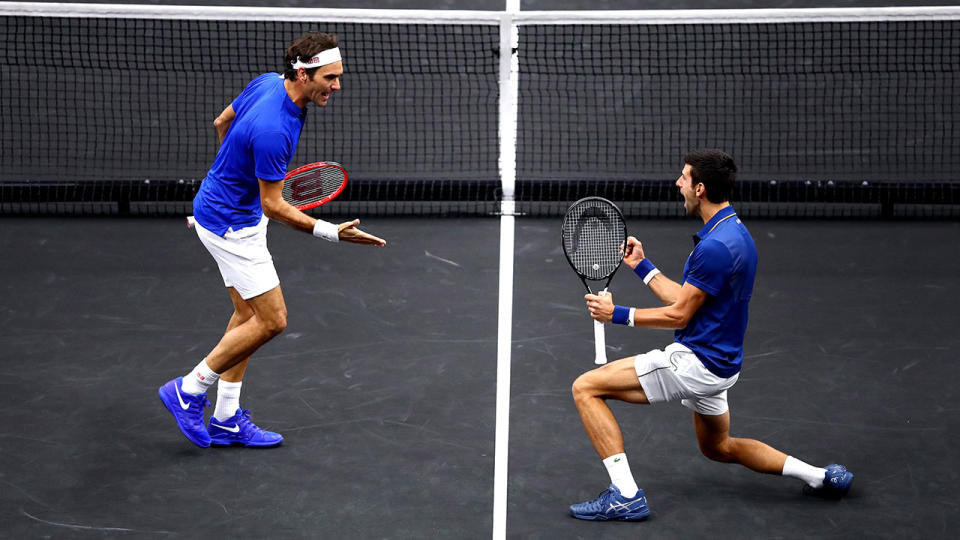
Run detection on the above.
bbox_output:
[174,383,190,410]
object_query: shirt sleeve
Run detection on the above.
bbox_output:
[251,131,291,181]
[683,238,733,296]
[231,73,267,115]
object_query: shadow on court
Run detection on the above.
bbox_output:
[0,217,499,538]
[508,218,960,539]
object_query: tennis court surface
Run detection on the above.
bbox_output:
[2,2,960,538]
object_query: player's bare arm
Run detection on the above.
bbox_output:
[622,236,682,305]
[214,104,236,144]
[585,281,707,329]
[259,179,386,245]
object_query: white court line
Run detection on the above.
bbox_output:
[493,201,515,540]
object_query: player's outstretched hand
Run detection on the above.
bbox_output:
[338,219,386,246]
[622,236,646,269]
[584,291,614,323]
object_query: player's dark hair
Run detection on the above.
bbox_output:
[684,149,737,203]
[283,32,339,81]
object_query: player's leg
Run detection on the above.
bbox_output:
[211,287,253,422]
[203,285,287,374]
[159,286,286,447]
[692,409,787,473]
[692,409,853,497]
[198,286,285,447]
[569,357,650,521]
[218,286,255,382]
[572,357,650,458]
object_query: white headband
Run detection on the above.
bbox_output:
[290,47,342,69]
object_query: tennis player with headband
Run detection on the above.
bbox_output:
[158,32,386,448]
[570,150,853,521]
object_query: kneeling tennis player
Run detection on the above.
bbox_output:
[569,149,853,521]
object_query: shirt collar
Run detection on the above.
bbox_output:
[693,205,736,245]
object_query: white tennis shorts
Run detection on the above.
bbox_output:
[195,216,280,300]
[634,342,739,416]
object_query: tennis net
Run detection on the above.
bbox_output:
[1,4,958,218]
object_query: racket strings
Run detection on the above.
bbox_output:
[282,167,344,207]
[562,201,625,280]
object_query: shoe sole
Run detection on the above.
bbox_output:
[209,438,283,448]
[571,511,650,521]
[158,387,211,448]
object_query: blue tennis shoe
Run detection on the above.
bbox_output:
[208,408,283,448]
[570,484,650,521]
[158,377,211,448]
[804,464,854,498]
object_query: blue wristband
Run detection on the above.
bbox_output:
[634,258,656,279]
[612,305,631,325]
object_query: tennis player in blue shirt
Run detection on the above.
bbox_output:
[158,32,385,449]
[571,150,853,521]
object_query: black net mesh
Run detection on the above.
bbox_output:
[1,11,958,218]
[517,21,960,183]
[516,20,960,218]
[0,15,500,215]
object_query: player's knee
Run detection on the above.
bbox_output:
[261,309,287,337]
[571,374,597,402]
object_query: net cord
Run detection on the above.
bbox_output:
[4,3,960,24]
[0,2,500,23]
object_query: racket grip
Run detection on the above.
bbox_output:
[186,215,196,228]
[593,319,607,365]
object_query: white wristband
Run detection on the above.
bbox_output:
[312,219,339,242]
[642,268,661,285]
[628,307,636,327]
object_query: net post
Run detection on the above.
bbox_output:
[497,12,519,204]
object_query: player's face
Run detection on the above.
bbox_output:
[676,164,699,216]
[305,61,343,107]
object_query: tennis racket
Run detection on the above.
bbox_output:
[187,161,348,227]
[561,197,627,365]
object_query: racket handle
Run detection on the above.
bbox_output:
[186,215,196,228]
[593,319,607,365]
[593,288,609,364]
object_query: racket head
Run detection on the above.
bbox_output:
[281,161,348,211]
[561,197,627,287]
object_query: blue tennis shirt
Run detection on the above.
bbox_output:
[193,73,307,236]
[675,205,758,378]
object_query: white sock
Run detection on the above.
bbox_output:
[180,358,219,395]
[782,456,827,488]
[214,380,243,421]
[602,453,639,498]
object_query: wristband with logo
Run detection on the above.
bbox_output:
[312,219,339,242]
[611,305,632,325]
